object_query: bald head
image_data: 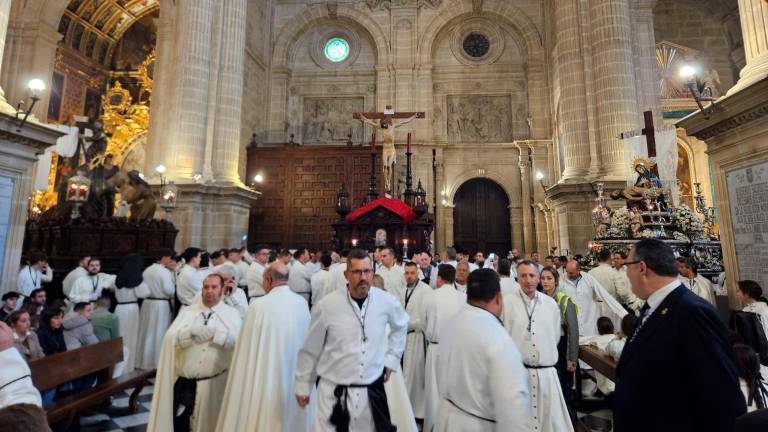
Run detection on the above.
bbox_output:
[565,260,581,281]
[263,260,289,294]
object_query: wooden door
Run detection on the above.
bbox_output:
[453,178,511,256]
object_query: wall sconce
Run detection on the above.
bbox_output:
[15,79,46,131]
[680,65,717,119]
[254,174,264,184]
[155,164,167,184]
[536,171,550,192]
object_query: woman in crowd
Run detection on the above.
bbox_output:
[733,343,768,412]
[37,308,67,356]
[539,265,579,425]
[5,310,45,362]
[739,280,768,339]
[113,253,145,373]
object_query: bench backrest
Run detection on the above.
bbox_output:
[29,337,124,391]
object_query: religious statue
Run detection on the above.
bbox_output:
[88,153,120,218]
[610,159,664,202]
[595,207,612,239]
[84,121,111,163]
[354,105,425,197]
[107,170,157,220]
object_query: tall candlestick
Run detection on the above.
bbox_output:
[371,132,376,154]
[406,132,412,154]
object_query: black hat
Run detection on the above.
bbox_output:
[2,292,21,301]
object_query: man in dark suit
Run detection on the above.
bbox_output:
[614,239,746,432]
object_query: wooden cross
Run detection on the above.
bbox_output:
[352,105,426,127]
[618,111,661,157]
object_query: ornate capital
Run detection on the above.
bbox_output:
[365,0,442,10]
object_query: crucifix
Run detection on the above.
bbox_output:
[353,105,425,197]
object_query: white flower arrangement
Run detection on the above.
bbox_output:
[608,207,630,238]
[672,205,705,240]
[640,229,655,238]
[673,231,690,242]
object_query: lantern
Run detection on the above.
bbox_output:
[67,171,91,219]
[160,181,180,218]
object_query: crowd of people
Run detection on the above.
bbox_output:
[1,239,767,431]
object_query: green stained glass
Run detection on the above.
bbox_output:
[324,38,350,63]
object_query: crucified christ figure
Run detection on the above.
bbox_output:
[353,105,425,197]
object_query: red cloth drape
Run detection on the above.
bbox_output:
[345,198,416,223]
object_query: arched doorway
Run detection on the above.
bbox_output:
[453,178,511,256]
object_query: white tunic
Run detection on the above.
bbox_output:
[295,287,409,432]
[402,280,431,418]
[428,260,457,288]
[245,261,266,299]
[147,298,241,432]
[588,263,622,300]
[325,263,349,294]
[177,265,204,307]
[377,264,407,306]
[561,271,627,337]
[421,284,467,432]
[436,304,533,431]
[62,266,88,297]
[217,285,313,432]
[499,276,520,296]
[69,272,117,304]
[114,283,144,374]
[310,269,330,307]
[680,274,716,305]
[288,261,312,303]
[16,265,53,298]
[503,289,574,432]
[136,263,175,370]
[0,347,42,408]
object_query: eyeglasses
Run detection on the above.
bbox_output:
[347,269,374,276]
[624,260,643,267]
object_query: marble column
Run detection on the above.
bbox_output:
[589,0,640,179]
[517,144,534,254]
[729,0,768,94]
[212,0,247,185]
[554,0,590,181]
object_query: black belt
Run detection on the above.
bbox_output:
[524,364,556,369]
[407,330,416,334]
[325,373,395,432]
[146,297,172,302]
[0,375,31,392]
[173,369,228,431]
[116,301,138,305]
[446,398,496,423]
[184,369,228,382]
[427,339,438,345]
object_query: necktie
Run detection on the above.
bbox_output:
[629,303,651,343]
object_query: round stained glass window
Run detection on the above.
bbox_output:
[463,33,490,58]
[324,38,350,63]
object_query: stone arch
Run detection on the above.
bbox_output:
[418,0,543,66]
[445,168,514,205]
[451,177,512,255]
[271,4,389,69]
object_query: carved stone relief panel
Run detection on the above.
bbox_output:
[302,97,365,144]
[446,95,513,143]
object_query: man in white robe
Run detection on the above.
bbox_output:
[0,322,42,408]
[497,259,520,295]
[217,261,314,431]
[677,257,716,305]
[421,264,467,432]
[113,253,147,374]
[177,248,205,308]
[376,246,407,305]
[62,255,90,298]
[215,264,249,319]
[436,269,532,431]
[504,260,574,432]
[136,251,176,371]
[311,254,332,307]
[295,249,409,431]
[244,244,270,302]
[148,274,241,432]
[428,247,458,288]
[324,249,351,294]
[588,249,623,301]
[402,261,430,420]
[69,258,117,304]
[454,261,470,293]
[15,250,53,306]
[226,248,251,288]
[563,260,627,337]
[288,248,312,304]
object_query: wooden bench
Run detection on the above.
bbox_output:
[29,337,156,430]
[579,344,618,382]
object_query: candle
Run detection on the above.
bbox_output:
[406,132,412,154]
[371,132,376,154]
[352,239,358,247]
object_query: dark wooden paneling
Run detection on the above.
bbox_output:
[247,146,379,250]
[453,178,511,256]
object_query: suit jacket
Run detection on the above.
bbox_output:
[614,285,746,432]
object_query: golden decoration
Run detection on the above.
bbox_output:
[101,79,151,161]
[137,49,155,94]
[632,156,655,171]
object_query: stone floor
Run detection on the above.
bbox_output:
[78,379,614,431]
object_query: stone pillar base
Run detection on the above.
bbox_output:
[546,180,626,255]
[154,184,259,251]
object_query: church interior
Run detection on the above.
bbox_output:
[1,0,768,430]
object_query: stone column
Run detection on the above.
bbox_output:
[729,0,768,94]
[145,5,176,177]
[212,0,247,185]
[0,0,12,110]
[517,144,534,253]
[589,0,639,179]
[553,0,590,181]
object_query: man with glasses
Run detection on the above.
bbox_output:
[614,239,745,432]
[295,248,408,431]
[245,244,271,303]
